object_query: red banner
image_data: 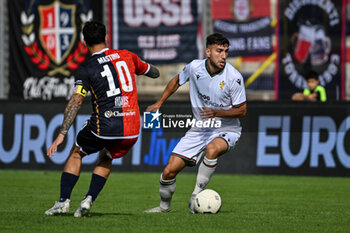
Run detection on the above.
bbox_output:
[212,0,270,20]
[211,0,273,57]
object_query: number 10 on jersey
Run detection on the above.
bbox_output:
[101,61,133,97]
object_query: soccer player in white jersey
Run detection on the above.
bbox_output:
[144,33,247,213]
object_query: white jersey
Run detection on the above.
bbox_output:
[179,59,246,133]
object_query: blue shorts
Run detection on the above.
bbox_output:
[76,122,137,159]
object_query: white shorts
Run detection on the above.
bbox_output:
[171,130,240,166]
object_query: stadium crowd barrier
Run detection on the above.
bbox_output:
[0,100,349,177]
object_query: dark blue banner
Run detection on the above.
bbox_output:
[8,0,103,101]
[277,0,347,100]
[109,0,199,64]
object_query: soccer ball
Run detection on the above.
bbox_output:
[194,189,222,214]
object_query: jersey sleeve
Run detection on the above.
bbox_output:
[130,51,150,75]
[318,86,327,102]
[178,63,192,86]
[303,88,310,95]
[230,73,246,107]
[74,65,89,97]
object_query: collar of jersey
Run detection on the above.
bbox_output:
[92,48,110,56]
[205,59,225,78]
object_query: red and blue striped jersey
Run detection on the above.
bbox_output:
[74,48,150,138]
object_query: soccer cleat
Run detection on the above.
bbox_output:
[188,194,197,214]
[74,195,93,217]
[144,206,170,213]
[44,199,70,216]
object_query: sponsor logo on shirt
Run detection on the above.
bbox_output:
[197,91,224,108]
[104,110,136,118]
[114,96,130,108]
[198,91,210,101]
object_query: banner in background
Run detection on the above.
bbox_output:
[348,0,350,36]
[8,0,103,101]
[211,0,273,57]
[109,0,199,65]
[277,0,347,100]
[1,101,350,177]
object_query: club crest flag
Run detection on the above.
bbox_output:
[9,0,103,101]
[38,1,76,64]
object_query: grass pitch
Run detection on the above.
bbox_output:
[0,170,349,233]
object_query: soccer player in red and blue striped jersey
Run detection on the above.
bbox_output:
[45,21,159,217]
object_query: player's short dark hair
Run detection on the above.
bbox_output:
[306,71,319,81]
[206,33,230,48]
[83,21,106,46]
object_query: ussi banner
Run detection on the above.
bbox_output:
[108,0,199,64]
[278,0,347,100]
[8,0,102,101]
[211,0,273,57]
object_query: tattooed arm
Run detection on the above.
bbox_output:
[59,93,85,135]
[47,93,85,157]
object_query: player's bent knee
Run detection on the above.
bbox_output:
[69,145,86,159]
[162,167,177,180]
[205,144,222,159]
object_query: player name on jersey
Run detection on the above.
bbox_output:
[97,53,121,64]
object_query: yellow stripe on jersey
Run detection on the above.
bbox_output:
[90,85,100,135]
[74,85,88,97]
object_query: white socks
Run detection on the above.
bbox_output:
[158,157,217,209]
[159,174,176,210]
[193,157,217,195]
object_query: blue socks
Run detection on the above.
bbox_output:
[60,172,79,202]
[86,173,107,202]
[59,172,106,203]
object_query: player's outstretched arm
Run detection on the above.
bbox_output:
[47,93,85,157]
[146,74,180,111]
[200,103,247,119]
[145,64,160,79]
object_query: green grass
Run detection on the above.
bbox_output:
[0,170,349,233]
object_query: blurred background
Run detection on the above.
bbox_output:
[0,0,349,101]
[0,0,349,176]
